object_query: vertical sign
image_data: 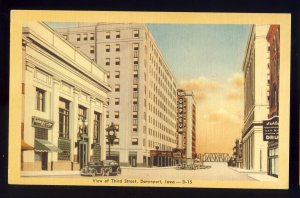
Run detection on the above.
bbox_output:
[177,90,185,134]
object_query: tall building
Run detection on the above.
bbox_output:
[55,23,178,167]
[242,25,270,172]
[177,89,196,159]
[21,22,110,171]
[266,25,280,177]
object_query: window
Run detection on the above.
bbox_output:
[107,72,110,79]
[115,124,119,132]
[133,104,138,112]
[133,30,139,38]
[133,127,138,132]
[115,57,120,65]
[107,98,110,105]
[90,33,94,40]
[133,57,139,64]
[116,31,120,38]
[76,34,81,41]
[133,43,139,50]
[116,44,120,52]
[105,32,110,39]
[36,88,45,112]
[115,84,120,92]
[106,45,110,52]
[132,138,138,145]
[133,119,138,125]
[114,111,119,119]
[115,98,120,105]
[78,105,88,135]
[133,84,138,91]
[90,46,95,54]
[115,71,120,78]
[114,138,119,145]
[35,127,48,140]
[94,112,101,142]
[83,33,88,41]
[63,35,68,40]
[59,98,70,139]
[105,58,110,66]
[106,111,109,118]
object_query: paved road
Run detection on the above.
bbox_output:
[36,162,254,181]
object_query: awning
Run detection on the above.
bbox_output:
[21,140,34,151]
[35,138,62,153]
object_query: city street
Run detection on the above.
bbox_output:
[26,162,255,181]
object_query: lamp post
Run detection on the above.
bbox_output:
[155,145,159,167]
[106,123,116,160]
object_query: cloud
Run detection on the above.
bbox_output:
[228,73,244,88]
[203,109,242,124]
[178,76,221,102]
[226,89,243,100]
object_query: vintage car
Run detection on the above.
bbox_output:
[81,160,121,176]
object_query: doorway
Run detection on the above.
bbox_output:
[79,141,88,169]
[41,152,48,170]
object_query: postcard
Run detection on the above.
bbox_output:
[9,11,291,189]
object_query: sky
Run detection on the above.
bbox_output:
[47,22,251,154]
[147,24,251,154]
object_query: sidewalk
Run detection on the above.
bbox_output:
[248,173,278,181]
[229,167,278,181]
[21,170,80,177]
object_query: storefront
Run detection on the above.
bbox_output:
[150,150,173,167]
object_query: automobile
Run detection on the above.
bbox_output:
[81,160,121,177]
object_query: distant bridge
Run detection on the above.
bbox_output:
[201,153,230,162]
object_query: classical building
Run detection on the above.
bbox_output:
[266,25,280,177]
[55,23,178,167]
[21,22,111,171]
[176,89,196,159]
[242,25,269,172]
[232,139,243,168]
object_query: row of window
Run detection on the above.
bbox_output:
[107,71,120,79]
[36,87,101,141]
[73,33,95,42]
[105,29,139,39]
[105,137,138,146]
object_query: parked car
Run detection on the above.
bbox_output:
[81,160,121,177]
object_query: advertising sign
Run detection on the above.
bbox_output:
[263,116,279,141]
[177,90,185,134]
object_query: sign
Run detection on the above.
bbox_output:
[173,151,182,158]
[177,90,186,134]
[32,116,54,129]
[263,116,279,141]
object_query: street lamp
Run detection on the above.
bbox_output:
[155,145,159,167]
[106,122,116,160]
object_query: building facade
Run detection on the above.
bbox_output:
[176,89,196,159]
[55,23,178,167]
[242,25,269,172]
[21,22,110,171]
[266,25,280,177]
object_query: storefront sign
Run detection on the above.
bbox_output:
[263,116,279,141]
[32,116,54,129]
[173,151,182,158]
[177,90,186,134]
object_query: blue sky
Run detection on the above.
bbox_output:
[147,24,251,82]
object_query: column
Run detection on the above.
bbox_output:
[71,89,79,163]
[23,65,35,163]
[100,102,107,160]
[88,97,95,162]
[50,78,60,168]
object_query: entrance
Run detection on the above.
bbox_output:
[79,141,88,169]
[128,151,137,167]
[41,152,48,170]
